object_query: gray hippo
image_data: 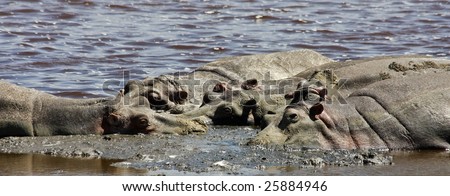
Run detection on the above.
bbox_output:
[295,55,450,99]
[124,49,333,113]
[0,81,207,137]
[178,76,306,126]
[259,55,450,127]
[249,71,450,150]
[180,55,450,127]
[180,87,289,126]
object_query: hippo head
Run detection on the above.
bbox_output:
[260,78,328,128]
[124,75,189,111]
[180,85,258,125]
[103,91,207,135]
[249,101,331,148]
[250,79,331,148]
[188,90,256,125]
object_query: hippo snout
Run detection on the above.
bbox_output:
[152,113,208,135]
[188,118,208,134]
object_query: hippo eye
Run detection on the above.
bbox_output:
[149,91,162,101]
[147,91,168,107]
[138,118,149,128]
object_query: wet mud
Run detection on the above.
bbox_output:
[388,61,450,72]
[0,126,393,175]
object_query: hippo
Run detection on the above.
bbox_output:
[124,49,333,113]
[258,55,450,127]
[0,81,207,137]
[180,88,289,126]
[294,55,450,99]
[249,71,450,150]
[179,55,450,127]
[178,77,306,126]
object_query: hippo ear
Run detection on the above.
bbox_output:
[177,90,188,100]
[202,93,212,105]
[201,92,224,107]
[213,82,229,92]
[309,103,324,121]
[295,79,308,89]
[124,80,144,95]
[112,89,125,104]
[243,99,257,107]
[241,79,259,90]
[288,90,303,104]
[318,88,328,101]
[143,78,155,86]
[284,92,294,99]
[171,90,188,104]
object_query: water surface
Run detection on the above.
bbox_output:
[1,0,448,97]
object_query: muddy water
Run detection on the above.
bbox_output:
[0,153,147,176]
[1,151,449,176]
[1,0,450,175]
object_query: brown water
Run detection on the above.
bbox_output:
[0,153,147,176]
[1,151,449,176]
[1,0,449,175]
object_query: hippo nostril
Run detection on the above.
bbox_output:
[289,113,297,119]
[223,106,232,114]
[289,113,298,120]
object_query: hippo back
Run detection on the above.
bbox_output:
[202,49,334,80]
[295,56,450,97]
[348,71,450,149]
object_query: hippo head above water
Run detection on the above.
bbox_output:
[250,71,450,150]
[0,81,207,137]
[103,92,207,135]
[179,77,327,126]
[249,101,332,148]
[180,88,257,125]
[250,80,330,147]
[179,78,298,126]
[124,75,190,112]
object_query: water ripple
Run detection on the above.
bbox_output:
[0,0,448,96]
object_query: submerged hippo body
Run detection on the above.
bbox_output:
[0,81,207,137]
[124,49,333,113]
[251,71,450,150]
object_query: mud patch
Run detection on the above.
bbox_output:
[388,61,449,72]
[0,127,392,175]
[379,72,391,80]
